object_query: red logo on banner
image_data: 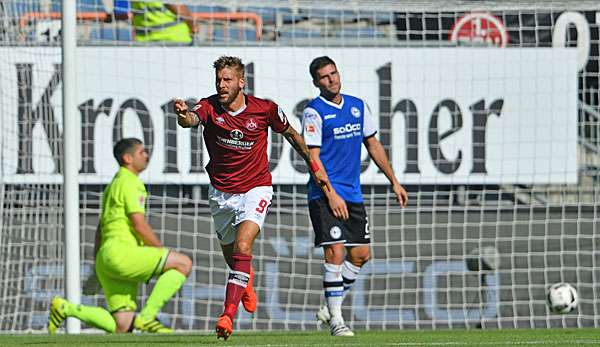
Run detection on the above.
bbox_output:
[450,12,509,47]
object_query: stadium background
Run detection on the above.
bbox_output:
[0,0,598,333]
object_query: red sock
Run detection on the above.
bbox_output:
[223,253,252,320]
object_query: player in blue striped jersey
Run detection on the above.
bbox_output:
[303,56,408,336]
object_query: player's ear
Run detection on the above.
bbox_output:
[122,152,133,165]
[312,78,319,88]
[238,77,245,89]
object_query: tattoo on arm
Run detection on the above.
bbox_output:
[188,111,200,127]
[179,111,199,128]
[283,127,311,163]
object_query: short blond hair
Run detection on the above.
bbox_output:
[213,56,245,78]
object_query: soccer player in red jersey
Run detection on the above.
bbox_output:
[174,56,331,340]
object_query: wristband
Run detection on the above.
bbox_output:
[309,160,320,173]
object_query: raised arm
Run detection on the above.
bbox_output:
[363,136,408,207]
[173,98,200,128]
[282,125,332,194]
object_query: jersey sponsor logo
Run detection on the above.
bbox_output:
[350,107,361,118]
[217,128,255,150]
[333,123,362,140]
[230,129,244,140]
[216,135,256,150]
[330,226,342,239]
[333,123,361,135]
[277,106,288,125]
[245,118,257,130]
[305,124,316,133]
[324,114,337,120]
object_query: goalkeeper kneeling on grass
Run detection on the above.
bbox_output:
[48,138,192,334]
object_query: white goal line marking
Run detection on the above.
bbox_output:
[241,340,600,347]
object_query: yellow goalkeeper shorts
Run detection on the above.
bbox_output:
[95,240,169,313]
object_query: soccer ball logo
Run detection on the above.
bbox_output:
[546,282,578,314]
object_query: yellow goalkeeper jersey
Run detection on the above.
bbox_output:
[100,166,147,246]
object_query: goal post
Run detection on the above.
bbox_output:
[62,0,80,334]
[0,0,599,332]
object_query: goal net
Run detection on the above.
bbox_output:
[0,0,598,332]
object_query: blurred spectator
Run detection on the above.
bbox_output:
[114,1,197,43]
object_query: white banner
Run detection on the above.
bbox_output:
[0,47,577,184]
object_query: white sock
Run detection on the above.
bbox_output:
[342,260,361,300]
[323,263,344,320]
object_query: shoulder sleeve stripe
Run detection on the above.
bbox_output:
[364,130,378,139]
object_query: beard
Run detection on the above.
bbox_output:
[218,87,241,106]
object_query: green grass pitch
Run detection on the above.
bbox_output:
[2,329,599,347]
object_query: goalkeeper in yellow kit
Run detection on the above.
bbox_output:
[48,138,192,334]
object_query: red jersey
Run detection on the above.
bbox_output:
[191,94,289,193]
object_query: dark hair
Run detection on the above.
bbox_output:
[309,56,336,80]
[213,56,245,78]
[113,138,142,166]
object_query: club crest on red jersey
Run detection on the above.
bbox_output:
[245,118,257,130]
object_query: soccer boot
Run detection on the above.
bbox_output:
[241,269,257,313]
[316,305,331,326]
[48,296,68,335]
[330,318,355,337]
[134,315,173,333]
[215,314,233,340]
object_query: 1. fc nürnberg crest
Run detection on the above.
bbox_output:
[245,118,257,130]
[449,12,509,47]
